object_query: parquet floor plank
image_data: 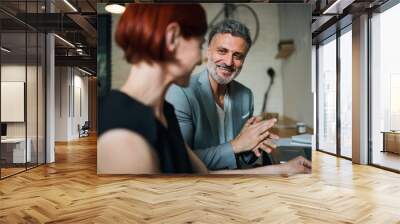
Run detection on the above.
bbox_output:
[0,135,399,223]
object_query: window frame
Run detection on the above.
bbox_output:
[315,23,353,161]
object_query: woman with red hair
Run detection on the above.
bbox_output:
[98,4,311,175]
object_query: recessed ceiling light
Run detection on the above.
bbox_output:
[105,3,126,14]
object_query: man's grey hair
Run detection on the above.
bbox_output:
[208,20,252,49]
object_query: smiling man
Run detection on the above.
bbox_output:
[166,20,278,170]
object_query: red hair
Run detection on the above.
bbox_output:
[115,4,207,63]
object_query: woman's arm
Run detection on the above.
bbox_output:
[97,129,160,174]
[187,146,311,175]
[186,145,209,174]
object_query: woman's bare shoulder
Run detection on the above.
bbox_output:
[97,129,160,174]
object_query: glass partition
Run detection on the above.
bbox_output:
[0,0,46,179]
[1,30,28,178]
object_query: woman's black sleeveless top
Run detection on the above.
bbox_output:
[99,90,193,173]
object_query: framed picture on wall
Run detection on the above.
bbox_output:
[1,81,25,122]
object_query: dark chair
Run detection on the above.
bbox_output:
[79,121,90,138]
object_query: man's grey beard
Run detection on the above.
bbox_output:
[207,60,241,85]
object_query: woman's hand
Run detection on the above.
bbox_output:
[282,156,312,176]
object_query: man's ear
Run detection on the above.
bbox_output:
[165,22,181,53]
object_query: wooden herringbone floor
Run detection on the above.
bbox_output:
[0,135,400,223]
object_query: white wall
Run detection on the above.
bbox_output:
[54,67,89,141]
[72,73,89,138]
[111,13,130,90]
[55,67,69,141]
[278,4,313,127]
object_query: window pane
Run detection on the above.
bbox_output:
[371,3,400,171]
[340,29,352,158]
[318,37,337,154]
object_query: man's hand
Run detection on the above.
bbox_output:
[245,116,279,157]
[241,115,263,130]
[251,134,279,157]
[230,117,277,154]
